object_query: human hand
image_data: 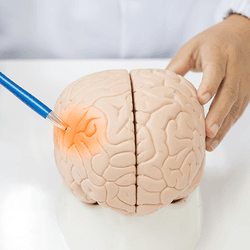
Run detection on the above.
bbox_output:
[166,14,250,151]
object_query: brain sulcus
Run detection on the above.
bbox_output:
[53,69,206,216]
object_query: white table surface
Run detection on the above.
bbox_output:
[0,59,249,250]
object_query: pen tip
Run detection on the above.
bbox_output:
[46,111,67,131]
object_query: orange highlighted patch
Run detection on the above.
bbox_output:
[55,104,107,159]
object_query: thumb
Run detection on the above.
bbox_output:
[166,46,194,76]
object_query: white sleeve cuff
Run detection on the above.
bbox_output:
[226,0,250,19]
[215,0,250,23]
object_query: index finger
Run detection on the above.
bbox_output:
[197,45,227,105]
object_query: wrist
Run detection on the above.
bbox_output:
[224,14,250,48]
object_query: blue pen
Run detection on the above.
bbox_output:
[0,72,67,130]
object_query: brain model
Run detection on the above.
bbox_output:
[53,69,206,216]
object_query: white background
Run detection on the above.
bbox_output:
[0,59,249,250]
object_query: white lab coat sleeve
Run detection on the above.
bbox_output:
[214,0,234,23]
[214,0,250,23]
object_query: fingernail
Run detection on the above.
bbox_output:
[210,124,219,137]
[201,93,211,104]
[210,140,219,150]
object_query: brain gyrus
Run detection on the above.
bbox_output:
[53,69,206,216]
[55,104,107,159]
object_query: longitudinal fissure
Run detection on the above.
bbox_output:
[129,74,138,211]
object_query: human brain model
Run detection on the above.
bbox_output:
[53,69,206,216]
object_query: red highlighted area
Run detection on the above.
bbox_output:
[55,104,107,159]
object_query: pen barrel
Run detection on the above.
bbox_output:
[0,72,51,118]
